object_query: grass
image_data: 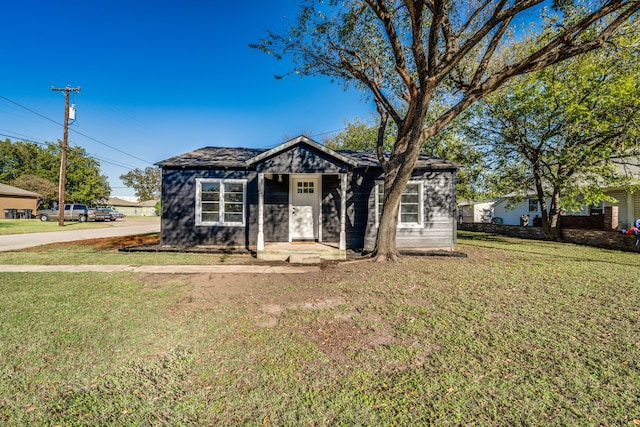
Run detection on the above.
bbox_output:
[0,219,111,235]
[1,231,639,425]
[0,241,252,265]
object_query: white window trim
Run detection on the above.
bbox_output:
[375,180,424,228]
[195,178,247,226]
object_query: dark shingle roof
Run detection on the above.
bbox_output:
[156,147,266,168]
[337,150,458,169]
[157,146,457,170]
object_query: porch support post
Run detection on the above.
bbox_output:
[627,190,635,229]
[339,173,347,250]
[257,172,265,251]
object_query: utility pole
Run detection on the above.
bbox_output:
[51,85,81,226]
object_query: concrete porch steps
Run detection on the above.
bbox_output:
[257,242,346,263]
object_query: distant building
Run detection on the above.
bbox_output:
[0,183,41,219]
[107,197,158,217]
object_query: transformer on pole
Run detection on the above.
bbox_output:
[51,85,81,226]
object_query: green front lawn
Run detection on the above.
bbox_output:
[0,219,111,235]
[0,232,638,425]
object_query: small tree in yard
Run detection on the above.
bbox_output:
[253,0,640,261]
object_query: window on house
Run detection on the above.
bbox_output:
[296,181,314,194]
[528,198,538,212]
[196,179,246,226]
[375,181,423,227]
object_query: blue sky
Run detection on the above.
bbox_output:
[0,1,373,197]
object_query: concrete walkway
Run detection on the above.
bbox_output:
[0,264,320,273]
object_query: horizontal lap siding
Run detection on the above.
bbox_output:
[161,169,257,247]
[363,170,457,250]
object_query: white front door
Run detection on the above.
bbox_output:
[291,176,320,240]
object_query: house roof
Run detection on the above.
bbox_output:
[107,197,158,207]
[0,183,41,198]
[156,136,458,170]
[246,136,358,167]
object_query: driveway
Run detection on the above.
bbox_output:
[0,219,160,252]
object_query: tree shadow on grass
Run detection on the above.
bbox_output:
[457,231,639,268]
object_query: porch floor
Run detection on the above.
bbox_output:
[258,241,346,262]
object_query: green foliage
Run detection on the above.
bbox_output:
[11,175,57,205]
[119,167,161,201]
[0,139,111,206]
[469,32,640,233]
[252,1,640,256]
[324,116,490,201]
[323,117,394,151]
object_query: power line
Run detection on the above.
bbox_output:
[0,131,140,171]
[0,94,154,166]
[0,95,63,127]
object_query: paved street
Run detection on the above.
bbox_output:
[0,219,160,252]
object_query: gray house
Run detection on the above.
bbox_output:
[156,136,458,260]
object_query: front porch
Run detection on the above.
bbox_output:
[257,241,346,262]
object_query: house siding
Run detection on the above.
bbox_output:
[158,138,458,252]
[161,168,258,247]
[321,174,341,242]
[263,174,290,242]
[256,145,347,174]
[362,170,457,250]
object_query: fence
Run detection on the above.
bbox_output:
[458,206,640,252]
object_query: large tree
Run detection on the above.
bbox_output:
[254,0,640,261]
[468,37,640,240]
[119,167,161,201]
[0,139,111,206]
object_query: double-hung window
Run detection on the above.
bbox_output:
[375,181,424,227]
[196,178,246,226]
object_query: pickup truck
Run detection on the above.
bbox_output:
[37,204,111,222]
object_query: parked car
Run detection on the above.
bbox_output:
[98,208,125,221]
[88,208,112,222]
[37,204,89,222]
[37,204,111,222]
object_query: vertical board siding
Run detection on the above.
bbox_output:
[322,175,341,242]
[263,174,290,242]
[160,161,457,251]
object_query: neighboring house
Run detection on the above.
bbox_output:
[493,158,640,229]
[0,183,41,218]
[156,136,458,259]
[492,195,544,226]
[493,191,634,229]
[106,197,158,217]
[458,200,495,224]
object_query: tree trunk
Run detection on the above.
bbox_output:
[547,192,562,241]
[536,186,562,240]
[372,139,419,262]
[531,160,563,241]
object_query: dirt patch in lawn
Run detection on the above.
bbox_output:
[34,235,469,362]
[28,234,161,251]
